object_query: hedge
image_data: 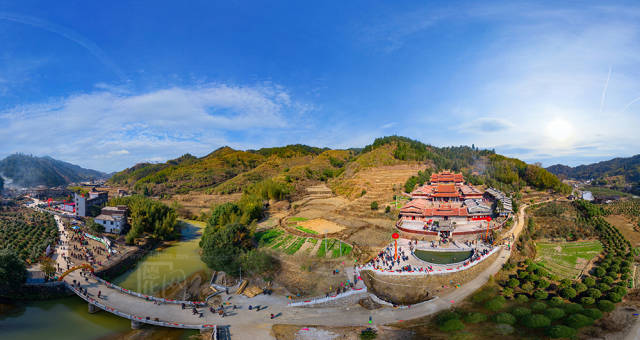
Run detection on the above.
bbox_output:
[548,325,577,338]
[544,308,565,320]
[597,299,615,312]
[523,314,551,328]
[533,290,548,300]
[562,303,584,314]
[515,294,529,303]
[439,319,465,332]
[463,312,487,324]
[565,313,593,329]
[485,296,506,311]
[511,307,532,319]
[494,312,516,325]
[581,308,603,320]
[531,301,547,312]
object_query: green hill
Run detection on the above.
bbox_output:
[331,136,570,195]
[0,154,107,188]
[547,155,640,195]
[108,136,570,198]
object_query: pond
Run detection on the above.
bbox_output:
[413,249,473,264]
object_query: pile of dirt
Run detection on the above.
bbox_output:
[298,218,346,234]
[156,270,211,301]
[357,296,382,310]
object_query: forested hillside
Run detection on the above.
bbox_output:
[547,154,640,195]
[0,154,106,188]
[108,136,570,199]
[342,136,570,195]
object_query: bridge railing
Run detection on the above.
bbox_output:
[89,274,207,307]
[66,282,217,330]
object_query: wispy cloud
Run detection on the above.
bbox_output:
[0,83,310,171]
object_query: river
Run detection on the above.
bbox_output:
[0,220,209,339]
[113,219,210,294]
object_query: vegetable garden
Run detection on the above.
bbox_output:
[256,228,352,258]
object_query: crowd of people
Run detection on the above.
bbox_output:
[64,229,111,268]
[359,238,496,274]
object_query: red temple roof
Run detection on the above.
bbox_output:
[430,171,464,183]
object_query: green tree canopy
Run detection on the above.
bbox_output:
[0,249,27,292]
[200,223,253,275]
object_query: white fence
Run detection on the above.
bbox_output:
[89,274,207,307]
[287,287,368,307]
[357,246,502,277]
[67,283,217,330]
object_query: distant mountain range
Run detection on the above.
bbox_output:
[109,136,570,198]
[0,154,107,188]
[547,154,640,195]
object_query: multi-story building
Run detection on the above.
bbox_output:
[74,188,108,217]
[94,205,128,234]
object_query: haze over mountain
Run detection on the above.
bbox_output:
[0,154,107,188]
[547,154,640,195]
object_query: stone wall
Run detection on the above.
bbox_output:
[95,239,159,280]
[361,251,500,305]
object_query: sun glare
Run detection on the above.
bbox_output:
[545,118,574,143]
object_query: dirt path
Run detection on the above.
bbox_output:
[37,199,547,340]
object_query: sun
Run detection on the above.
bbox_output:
[545,118,574,143]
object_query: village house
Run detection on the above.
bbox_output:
[94,205,128,234]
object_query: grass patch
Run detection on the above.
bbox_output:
[272,234,293,249]
[331,242,352,258]
[535,240,603,279]
[317,239,329,257]
[255,229,284,246]
[307,238,318,245]
[284,237,306,255]
[289,216,309,222]
[295,225,319,235]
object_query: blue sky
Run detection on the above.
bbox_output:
[1,1,639,172]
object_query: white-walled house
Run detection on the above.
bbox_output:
[94,205,128,234]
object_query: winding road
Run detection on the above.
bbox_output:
[42,201,535,339]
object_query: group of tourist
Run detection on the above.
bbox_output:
[358,238,496,274]
[367,244,409,272]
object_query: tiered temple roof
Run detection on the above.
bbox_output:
[400,171,492,219]
[430,171,464,183]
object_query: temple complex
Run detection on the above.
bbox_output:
[397,171,511,236]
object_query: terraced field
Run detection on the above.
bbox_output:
[535,240,603,279]
[257,228,351,258]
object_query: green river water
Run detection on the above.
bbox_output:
[0,220,208,339]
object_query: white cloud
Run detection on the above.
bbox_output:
[0,83,310,171]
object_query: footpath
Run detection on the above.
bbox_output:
[39,201,535,339]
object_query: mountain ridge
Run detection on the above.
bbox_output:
[108,136,570,198]
[547,154,640,195]
[0,153,107,188]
